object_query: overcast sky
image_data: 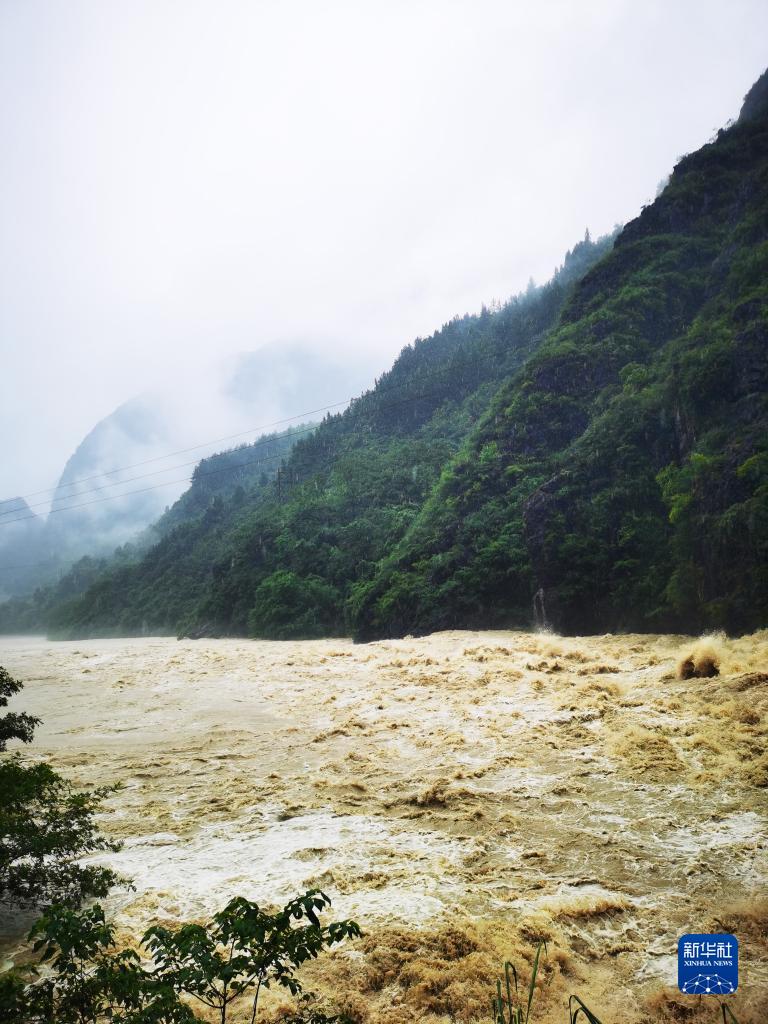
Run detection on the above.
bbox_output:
[1,0,766,501]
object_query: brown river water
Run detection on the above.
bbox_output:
[1,631,766,1023]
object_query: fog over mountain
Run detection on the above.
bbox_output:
[14,67,766,643]
[2,10,767,1023]
[0,342,376,597]
[2,1,768,508]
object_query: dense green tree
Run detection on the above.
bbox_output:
[0,668,119,909]
[246,572,341,640]
[2,890,359,1024]
[0,666,38,750]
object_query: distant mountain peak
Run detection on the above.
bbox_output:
[739,66,768,123]
[0,496,35,518]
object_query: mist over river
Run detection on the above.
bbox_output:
[1,632,766,1023]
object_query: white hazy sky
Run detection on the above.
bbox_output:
[1,0,766,500]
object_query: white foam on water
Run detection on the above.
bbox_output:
[100,811,471,926]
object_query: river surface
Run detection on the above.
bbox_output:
[1,631,766,1023]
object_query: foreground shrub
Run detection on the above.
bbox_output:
[2,889,360,1023]
[0,667,119,909]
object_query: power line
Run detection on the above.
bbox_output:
[0,242,596,511]
[0,438,310,529]
[0,397,354,508]
[0,458,290,573]
[0,381,457,529]
[0,420,320,520]
[2,357,463,511]
[0,378,454,525]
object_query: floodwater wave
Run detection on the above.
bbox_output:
[1,630,766,1022]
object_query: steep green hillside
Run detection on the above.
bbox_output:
[44,234,613,639]
[0,426,306,635]
[352,72,768,638]
[151,426,314,537]
[40,68,768,644]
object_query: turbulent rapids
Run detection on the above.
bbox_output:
[1,631,766,1022]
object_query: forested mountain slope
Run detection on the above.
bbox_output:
[0,342,374,601]
[0,426,307,634]
[151,426,314,537]
[37,67,768,644]
[353,71,768,638]
[43,233,613,639]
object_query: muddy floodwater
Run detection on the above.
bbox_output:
[1,631,766,1022]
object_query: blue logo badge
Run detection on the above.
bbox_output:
[678,933,738,994]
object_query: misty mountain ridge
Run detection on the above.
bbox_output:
[13,229,617,636]
[4,68,767,641]
[0,341,377,599]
